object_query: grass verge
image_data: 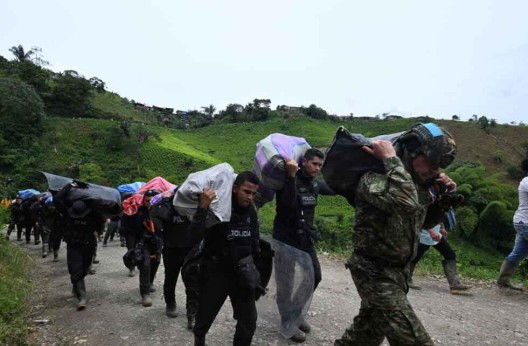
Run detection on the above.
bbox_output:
[0,228,32,345]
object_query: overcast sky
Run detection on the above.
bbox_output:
[2,0,527,123]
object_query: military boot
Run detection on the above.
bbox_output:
[42,243,48,258]
[166,302,178,318]
[194,335,207,346]
[497,260,524,291]
[442,259,472,294]
[53,250,59,262]
[142,294,152,307]
[299,320,311,333]
[75,280,87,311]
[289,330,306,343]
[407,262,421,290]
[88,264,96,275]
[187,314,195,330]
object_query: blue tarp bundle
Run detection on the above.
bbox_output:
[18,189,41,199]
[117,182,145,194]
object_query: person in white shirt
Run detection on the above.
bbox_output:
[497,155,528,291]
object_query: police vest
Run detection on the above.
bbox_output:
[297,179,319,225]
[225,206,258,260]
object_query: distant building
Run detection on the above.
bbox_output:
[384,114,403,120]
[354,116,378,122]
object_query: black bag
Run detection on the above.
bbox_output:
[253,237,274,300]
[182,245,204,281]
[123,248,136,269]
[322,127,399,206]
[235,255,261,291]
[122,243,145,269]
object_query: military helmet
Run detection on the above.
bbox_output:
[398,123,456,168]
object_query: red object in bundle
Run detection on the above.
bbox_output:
[122,176,176,215]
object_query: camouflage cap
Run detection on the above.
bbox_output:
[399,123,456,168]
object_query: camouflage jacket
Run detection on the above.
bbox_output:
[352,156,433,264]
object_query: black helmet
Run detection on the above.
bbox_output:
[398,123,456,168]
[68,200,91,219]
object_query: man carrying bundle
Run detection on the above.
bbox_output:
[192,171,261,346]
[54,181,105,310]
[272,148,334,343]
[333,123,458,346]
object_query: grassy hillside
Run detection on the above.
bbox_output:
[437,120,528,176]
[32,116,528,240]
[90,91,157,123]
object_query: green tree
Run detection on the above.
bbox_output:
[0,77,45,143]
[202,105,216,118]
[15,60,50,93]
[89,77,106,93]
[9,44,34,62]
[46,70,93,116]
[303,104,328,119]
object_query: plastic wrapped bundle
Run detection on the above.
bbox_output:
[122,177,176,215]
[117,182,145,200]
[253,133,311,207]
[173,162,236,227]
[42,172,122,217]
[18,189,41,200]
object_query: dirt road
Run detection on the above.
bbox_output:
[18,239,527,346]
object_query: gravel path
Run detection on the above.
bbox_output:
[15,238,527,346]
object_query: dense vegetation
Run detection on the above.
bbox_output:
[2,43,528,343]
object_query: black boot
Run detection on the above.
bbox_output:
[194,335,207,346]
[187,314,195,330]
[166,302,178,318]
[75,280,87,310]
[42,243,48,258]
[53,250,59,262]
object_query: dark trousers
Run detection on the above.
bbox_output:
[40,226,51,247]
[50,228,63,252]
[23,222,35,243]
[126,233,138,250]
[139,244,160,296]
[411,238,456,265]
[103,220,119,244]
[67,244,95,284]
[12,223,23,240]
[194,259,257,346]
[162,246,198,314]
[6,218,15,237]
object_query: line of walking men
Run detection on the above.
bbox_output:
[7,122,506,346]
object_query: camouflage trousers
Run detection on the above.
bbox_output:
[335,252,434,346]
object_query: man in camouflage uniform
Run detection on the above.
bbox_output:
[335,123,458,346]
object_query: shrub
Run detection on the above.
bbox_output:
[456,206,478,237]
[477,201,515,252]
